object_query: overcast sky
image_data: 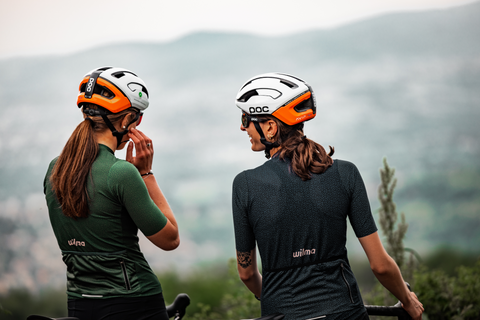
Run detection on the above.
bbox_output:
[0,0,476,59]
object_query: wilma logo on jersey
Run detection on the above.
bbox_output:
[293,248,316,258]
[68,239,86,247]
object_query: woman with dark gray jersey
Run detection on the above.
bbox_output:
[232,73,423,320]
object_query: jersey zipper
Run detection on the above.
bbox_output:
[340,263,354,303]
[119,259,131,290]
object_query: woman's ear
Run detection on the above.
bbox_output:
[121,115,128,129]
[266,120,278,139]
[121,113,134,129]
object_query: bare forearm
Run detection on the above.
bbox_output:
[360,232,423,319]
[241,272,262,297]
[237,249,262,297]
[143,174,179,250]
[372,256,411,303]
[143,175,178,228]
[373,257,424,319]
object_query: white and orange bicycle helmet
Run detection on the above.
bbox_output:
[77,66,149,147]
[77,66,149,112]
[235,72,316,126]
[235,73,316,158]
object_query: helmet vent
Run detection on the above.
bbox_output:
[294,98,313,113]
[97,67,112,72]
[112,71,138,79]
[280,79,298,89]
[112,72,126,79]
[127,83,149,98]
[238,90,259,103]
[257,89,281,99]
[79,83,114,99]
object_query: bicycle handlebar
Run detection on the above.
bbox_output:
[167,293,191,320]
[246,283,413,320]
[364,303,411,319]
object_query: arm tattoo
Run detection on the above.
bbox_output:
[237,251,252,269]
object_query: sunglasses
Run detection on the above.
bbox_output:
[241,112,268,128]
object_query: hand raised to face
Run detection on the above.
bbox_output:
[126,128,154,176]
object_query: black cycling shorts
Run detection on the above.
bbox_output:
[68,293,169,320]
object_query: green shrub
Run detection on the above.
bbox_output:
[182,258,261,320]
[0,288,66,320]
[414,260,480,320]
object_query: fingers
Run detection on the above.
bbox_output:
[127,128,153,174]
[403,292,424,320]
[128,129,153,153]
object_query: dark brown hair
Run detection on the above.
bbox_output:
[265,115,335,181]
[49,104,136,218]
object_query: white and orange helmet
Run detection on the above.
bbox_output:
[77,66,149,113]
[235,73,316,126]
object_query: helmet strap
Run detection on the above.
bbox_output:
[88,108,141,148]
[253,122,279,159]
[84,70,103,99]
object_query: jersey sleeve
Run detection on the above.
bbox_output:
[108,161,167,237]
[232,171,256,252]
[338,160,378,238]
[43,158,57,195]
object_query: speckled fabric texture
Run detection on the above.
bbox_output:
[232,157,377,319]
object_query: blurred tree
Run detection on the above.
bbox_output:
[366,158,419,308]
[378,158,409,270]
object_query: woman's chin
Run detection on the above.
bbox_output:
[251,144,265,152]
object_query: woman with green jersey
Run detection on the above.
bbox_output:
[44,67,179,320]
[232,73,424,320]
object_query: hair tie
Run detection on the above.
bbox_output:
[85,117,95,128]
[302,135,307,141]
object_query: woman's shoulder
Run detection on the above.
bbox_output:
[233,162,269,186]
[333,159,359,172]
[48,156,59,166]
[109,158,139,176]
[332,159,364,190]
[235,160,271,177]
[46,156,59,173]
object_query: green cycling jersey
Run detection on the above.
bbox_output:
[44,144,167,299]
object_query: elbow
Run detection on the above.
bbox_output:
[238,267,256,283]
[371,264,389,276]
[162,236,180,251]
[238,272,253,282]
[148,228,180,251]
[370,256,396,276]
[239,273,253,283]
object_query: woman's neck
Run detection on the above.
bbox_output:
[95,131,118,153]
[269,146,281,158]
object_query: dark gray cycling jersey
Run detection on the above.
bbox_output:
[232,157,377,319]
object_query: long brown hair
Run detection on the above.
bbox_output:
[266,115,335,181]
[49,104,136,219]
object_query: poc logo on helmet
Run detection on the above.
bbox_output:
[249,106,269,114]
[86,78,95,93]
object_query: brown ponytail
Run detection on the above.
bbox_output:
[50,118,98,218]
[50,104,137,219]
[267,116,335,181]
